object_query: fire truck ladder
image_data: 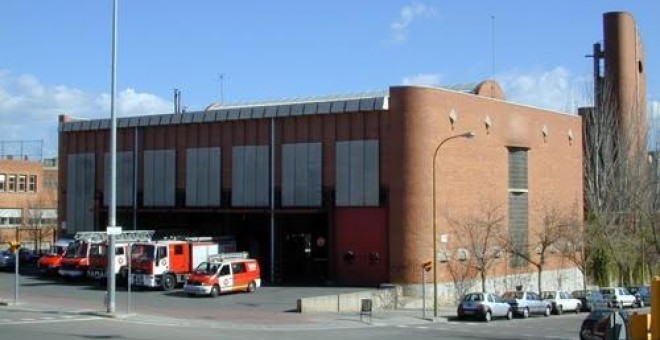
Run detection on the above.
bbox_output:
[207,252,249,263]
[73,230,155,244]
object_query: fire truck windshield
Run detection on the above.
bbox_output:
[131,244,155,261]
[64,242,87,258]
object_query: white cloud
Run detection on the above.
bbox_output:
[496,66,590,113]
[402,73,442,86]
[391,3,437,43]
[0,70,172,157]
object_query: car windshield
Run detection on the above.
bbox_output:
[195,262,219,275]
[601,288,615,295]
[502,292,524,299]
[542,292,555,299]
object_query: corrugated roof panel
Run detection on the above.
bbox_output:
[100,119,110,129]
[264,106,277,118]
[192,112,205,123]
[303,103,317,115]
[92,120,103,129]
[252,106,265,119]
[291,104,304,116]
[239,107,252,119]
[277,105,291,117]
[182,113,194,124]
[374,97,386,110]
[317,102,331,114]
[138,116,150,126]
[345,99,360,112]
[330,101,346,113]
[160,115,172,125]
[128,117,139,127]
[62,123,72,132]
[215,110,229,121]
[359,98,376,111]
[202,112,216,122]
[227,108,240,120]
[170,114,182,124]
[80,121,91,130]
[149,115,160,126]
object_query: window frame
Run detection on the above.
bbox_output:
[7,174,16,192]
[0,173,5,192]
[28,175,37,192]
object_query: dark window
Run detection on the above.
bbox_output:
[232,262,246,274]
[174,245,183,255]
[8,175,16,192]
[219,265,230,276]
[0,174,5,192]
[18,175,26,192]
[28,175,37,192]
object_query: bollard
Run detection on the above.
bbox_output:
[652,277,659,340]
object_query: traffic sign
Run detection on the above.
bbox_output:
[106,226,123,235]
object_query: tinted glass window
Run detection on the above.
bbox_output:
[219,265,230,276]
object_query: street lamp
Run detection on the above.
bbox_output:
[432,131,475,317]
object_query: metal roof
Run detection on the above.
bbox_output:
[59,91,390,133]
[58,84,485,133]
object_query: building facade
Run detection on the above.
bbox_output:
[58,82,583,297]
[0,156,58,252]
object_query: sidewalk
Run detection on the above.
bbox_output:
[0,298,456,330]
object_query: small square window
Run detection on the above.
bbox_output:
[174,245,183,255]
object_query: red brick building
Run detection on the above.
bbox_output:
[0,155,58,252]
[58,80,584,298]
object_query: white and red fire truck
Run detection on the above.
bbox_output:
[183,252,261,297]
[130,238,219,290]
[86,230,155,281]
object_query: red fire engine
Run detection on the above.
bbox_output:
[183,252,261,297]
[130,238,219,290]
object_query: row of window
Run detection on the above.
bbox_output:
[0,217,57,227]
[0,174,37,193]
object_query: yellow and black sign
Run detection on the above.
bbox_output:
[8,241,21,253]
[422,261,433,272]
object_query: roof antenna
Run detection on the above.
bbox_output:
[218,73,225,105]
[490,15,496,98]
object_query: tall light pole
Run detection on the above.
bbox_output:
[432,131,475,317]
[107,0,119,314]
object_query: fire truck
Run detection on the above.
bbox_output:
[58,233,103,278]
[36,238,74,275]
[131,238,219,290]
[183,252,261,297]
[86,230,155,282]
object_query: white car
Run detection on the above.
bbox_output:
[600,287,636,308]
[541,290,582,314]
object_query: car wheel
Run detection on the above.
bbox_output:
[617,302,623,309]
[247,281,256,293]
[544,306,551,317]
[556,305,563,315]
[483,310,491,322]
[506,309,513,320]
[575,304,581,314]
[209,285,219,298]
[522,308,529,319]
[161,273,176,291]
[637,301,644,308]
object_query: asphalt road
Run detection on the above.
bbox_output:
[0,308,586,340]
[0,267,614,339]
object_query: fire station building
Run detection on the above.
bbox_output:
[57,81,583,293]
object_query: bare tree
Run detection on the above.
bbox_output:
[556,204,589,289]
[446,258,477,303]
[445,201,506,292]
[504,200,572,293]
[21,195,57,254]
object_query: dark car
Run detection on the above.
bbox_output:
[579,309,629,340]
[0,251,17,270]
[626,286,649,308]
[572,289,609,312]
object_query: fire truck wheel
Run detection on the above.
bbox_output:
[247,281,256,293]
[161,273,176,291]
[210,285,219,298]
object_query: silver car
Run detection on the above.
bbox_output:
[457,292,513,322]
[502,291,552,318]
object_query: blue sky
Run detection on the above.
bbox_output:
[0,1,658,157]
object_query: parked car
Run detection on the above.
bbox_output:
[502,291,552,318]
[572,289,609,312]
[456,292,513,322]
[18,248,40,264]
[579,309,629,340]
[542,290,582,314]
[0,251,16,270]
[600,287,636,309]
[626,285,649,308]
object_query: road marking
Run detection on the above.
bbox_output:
[0,317,100,326]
